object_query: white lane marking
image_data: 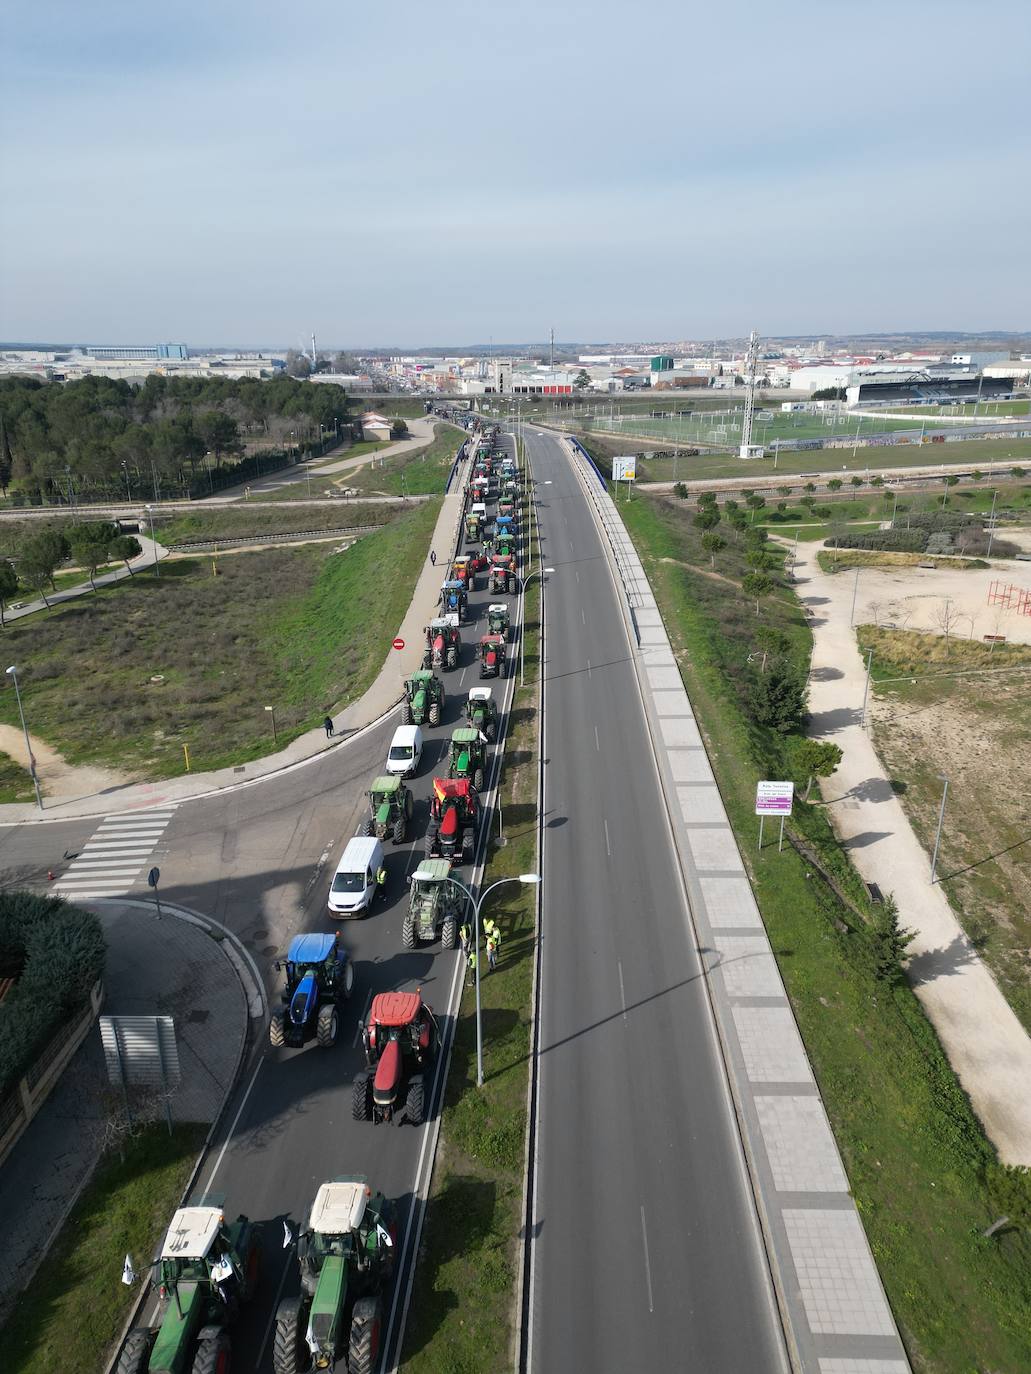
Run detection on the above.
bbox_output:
[81,840,163,850]
[575,570,580,583]
[604,818,612,857]
[618,961,628,1024]
[459,667,468,685]
[581,608,586,625]
[94,826,168,837]
[594,724,600,752]
[52,889,128,898]
[587,659,592,679]
[352,989,374,1047]
[569,541,574,554]
[203,1058,264,1191]
[641,1206,655,1313]
[257,1243,297,1368]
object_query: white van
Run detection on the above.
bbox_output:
[386,724,423,777]
[328,835,383,917]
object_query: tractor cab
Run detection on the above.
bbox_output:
[364,775,414,844]
[487,603,511,639]
[451,555,476,591]
[401,669,444,727]
[423,615,460,671]
[464,510,482,543]
[479,634,507,679]
[440,580,468,623]
[465,686,497,740]
[425,778,480,865]
[471,501,488,524]
[354,1000,439,1126]
[494,514,516,538]
[448,728,487,791]
[270,933,354,1049]
[403,859,466,944]
[495,532,517,559]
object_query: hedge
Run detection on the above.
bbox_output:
[826,529,928,552]
[0,892,105,1099]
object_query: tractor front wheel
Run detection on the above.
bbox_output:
[428,702,440,727]
[116,1329,154,1374]
[348,1295,383,1374]
[441,916,457,950]
[352,1072,373,1122]
[269,1009,285,1049]
[363,819,375,838]
[402,914,416,948]
[508,576,517,593]
[423,832,435,858]
[342,960,355,999]
[191,1329,231,1374]
[405,790,414,818]
[393,817,406,845]
[405,1075,425,1127]
[272,1296,310,1374]
[317,1003,338,1048]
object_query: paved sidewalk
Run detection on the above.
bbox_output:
[563,436,910,1374]
[0,900,253,1320]
[793,539,1031,1165]
[0,447,470,823]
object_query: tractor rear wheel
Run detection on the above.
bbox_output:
[402,914,416,948]
[352,1071,373,1122]
[462,829,475,863]
[348,1295,383,1374]
[508,576,517,593]
[405,790,414,818]
[473,767,484,792]
[272,1297,309,1374]
[400,700,412,726]
[191,1329,231,1374]
[317,1003,338,1048]
[393,817,406,845]
[116,1329,154,1374]
[342,960,355,999]
[441,916,457,950]
[423,832,435,858]
[428,702,440,727]
[269,1009,285,1048]
[405,1075,425,1127]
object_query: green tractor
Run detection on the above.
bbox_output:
[401,670,445,727]
[363,775,414,844]
[465,686,497,741]
[448,727,488,792]
[116,1203,259,1374]
[464,509,481,543]
[487,603,511,640]
[273,1178,396,1374]
[402,859,464,948]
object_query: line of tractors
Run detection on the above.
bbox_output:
[113,428,521,1374]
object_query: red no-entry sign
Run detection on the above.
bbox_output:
[392,637,405,651]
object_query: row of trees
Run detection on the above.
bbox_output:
[0,520,142,621]
[0,372,355,506]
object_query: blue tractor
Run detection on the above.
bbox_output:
[269,933,355,1050]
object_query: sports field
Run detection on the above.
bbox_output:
[590,408,990,449]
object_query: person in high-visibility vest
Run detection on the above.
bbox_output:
[375,866,387,900]
[466,949,477,986]
[459,923,471,954]
[483,917,498,944]
[486,934,498,973]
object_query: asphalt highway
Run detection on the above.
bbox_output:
[523,429,787,1371]
[0,433,520,1372]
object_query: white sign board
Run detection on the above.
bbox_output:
[755,780,794,816]
[611,456,636,482]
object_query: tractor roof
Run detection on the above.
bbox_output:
[480,634,504,647]
[160,1206,223,1261]
[309,1179,369,1236]
[452,555,470,566]
[288,932,337,964]
[371,774,402,793]
[488,603,509,614]
[410,669,435,683]
[371,994,423,1027]
[428,617,449,630]
[451,728,479,743]
[441,579,463,591]
[468,686,493,702]
[413,858,453,884]
[433,776,472,801]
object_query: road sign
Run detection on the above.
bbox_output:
[100,1015,180,1091]
[147,866,160,888]
[755,781,793,815]
[392,637,405,651]
[611,456,636,482]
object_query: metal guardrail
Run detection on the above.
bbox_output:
[168,523,383,552]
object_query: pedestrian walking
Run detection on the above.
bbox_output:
[459,922,471,955]
[323,715,334,739]
[486,935,498,973]
[482,917,498,944]
[430,549,437,566]
[466,949,477,986]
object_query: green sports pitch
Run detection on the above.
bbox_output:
[591,409,958,448]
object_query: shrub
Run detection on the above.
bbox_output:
[749,664,808,733]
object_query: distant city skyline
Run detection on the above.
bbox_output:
[2,1,1030,346]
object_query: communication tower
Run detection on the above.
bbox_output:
[739,329,764,460]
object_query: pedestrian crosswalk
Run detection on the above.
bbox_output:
[53,808,177,900]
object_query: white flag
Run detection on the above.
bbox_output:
[376,1222,393,1249]
[122,1254,137,1286]
[283,1220,295,1249]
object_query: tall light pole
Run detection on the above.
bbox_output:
[6,666,42,811]
[930,775,949,884]
[121,461,132,503]
[986,488,999,558]
[144,504,159,577]
[520,568,554,687]
[448,873,540,1085]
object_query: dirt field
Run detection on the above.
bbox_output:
[863,633,1031,1033]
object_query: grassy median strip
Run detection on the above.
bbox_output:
[1,1123,206,1374]
[346,424,466,498]
[0,499,440,777]
[403,471,540,1373]
[616,486,1031,1373]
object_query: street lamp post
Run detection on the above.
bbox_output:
[986,488,999,558]
[144,503,159,577]
[448,873,540,1085]
[264,705,277,744]
[520,568,554,687]
[6,666,43,810]
[930,775,949,884]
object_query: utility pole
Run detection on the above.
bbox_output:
[986,488,999,558]
[930,776,949,883]
[739,329,760,460]
[550,328,554,372]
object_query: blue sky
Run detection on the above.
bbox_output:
[2,0,1029,347]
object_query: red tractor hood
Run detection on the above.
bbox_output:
[373,1038,402,1104]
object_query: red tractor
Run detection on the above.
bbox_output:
[479,634,508,679]
[489,554,518,595]
[425,777,480,865]
[423,616,461,671]
[352,991,437,1127]
[451,555,476,592]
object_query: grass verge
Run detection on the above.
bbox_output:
[0,1123,206,1374]
[616,486,1031,1373]
[0,749,41,804]
[153,502,398,546]
[346,424,466,498]
[0,500,441,777]
[402,465,540,1374]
